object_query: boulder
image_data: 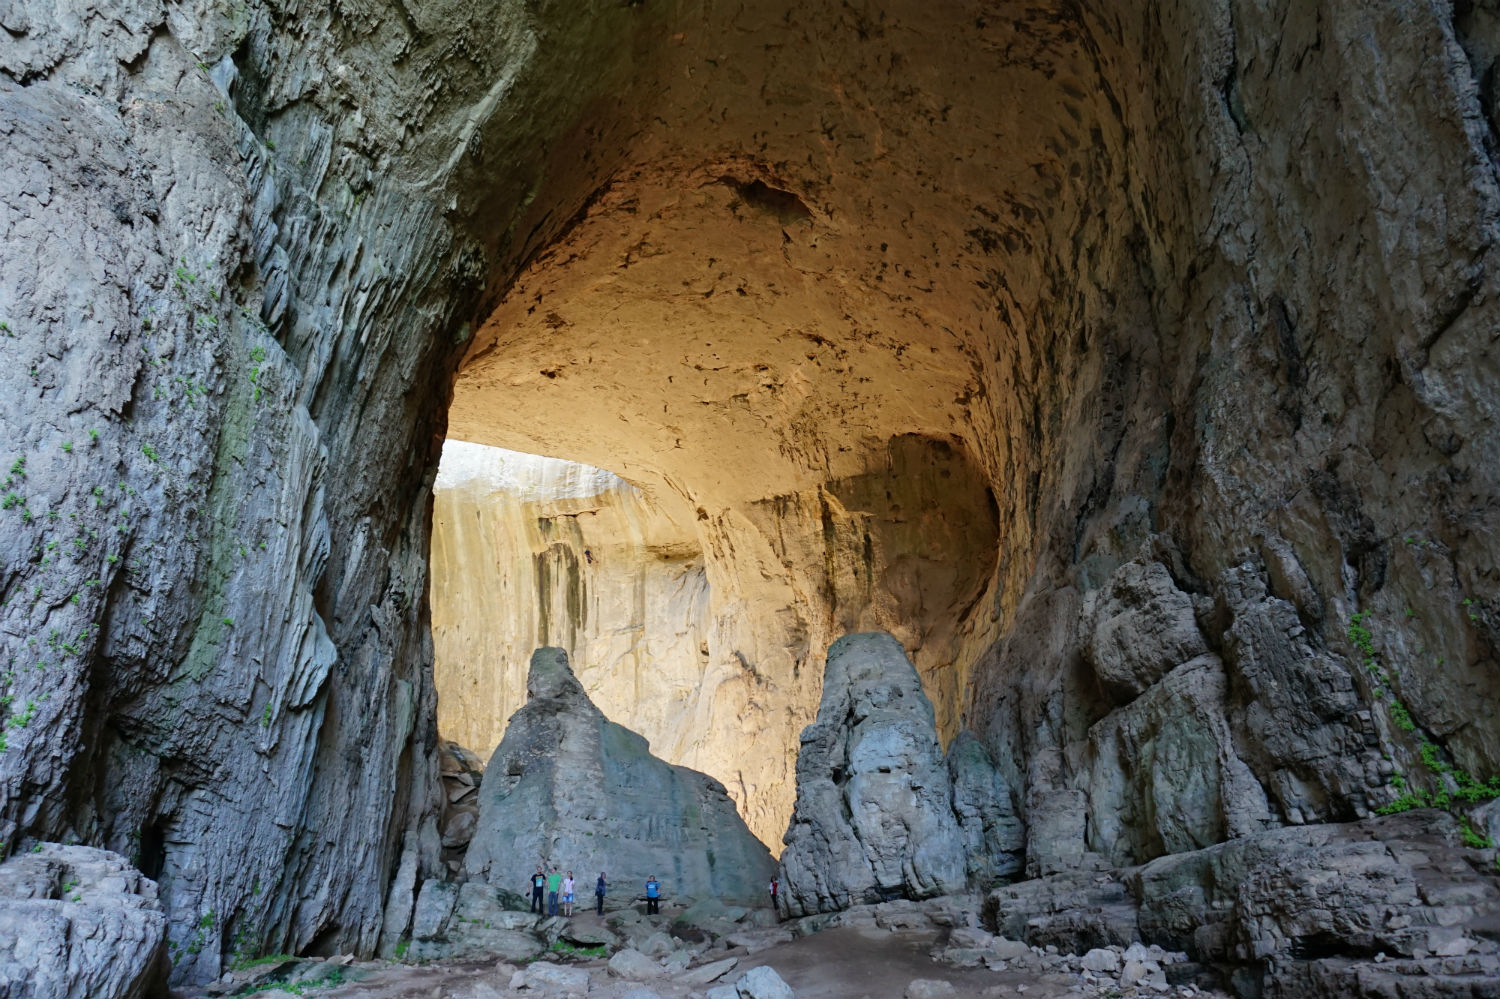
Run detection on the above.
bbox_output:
[0,844,168,999]
[904,981,957,999]
[679,956,739,985]
[638,930,676,957]
[465,649,775,907]
[1082,559,1209,700]
[734,964,796,998]
[410,879,458,940]
[518,961,590,997]
[607,948,662,980]
[779,634,967,916]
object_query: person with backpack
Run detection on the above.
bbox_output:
[644,874,661,915]
[529,867,545,914]
[595,872,607,915]
[768,877,778,909]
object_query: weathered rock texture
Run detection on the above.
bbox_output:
[464,648,776,907]
[0,844,167,999]
[985,810,1500,999]
[779,634,971,916]
[6,0,1500,991]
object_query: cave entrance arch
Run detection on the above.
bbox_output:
[426,1,1102,847]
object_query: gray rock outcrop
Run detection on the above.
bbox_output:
[984,810,1500,998]
[0,844,167,999]
[946,731,1024,885]
[779,633,968,915]
[464,648,775,907]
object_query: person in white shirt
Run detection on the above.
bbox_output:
[562,871,576,916]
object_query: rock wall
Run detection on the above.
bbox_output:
[430,442,712,769]
[1,0,680,983]
[5,0,1500,988]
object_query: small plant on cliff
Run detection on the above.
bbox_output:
[1461,818,1494,850]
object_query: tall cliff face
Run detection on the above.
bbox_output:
[430,443,717,807]
[4,0,1500,986]
[0,0,678,983]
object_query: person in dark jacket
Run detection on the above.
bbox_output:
[595,872,607,915]
[529,868,545,914]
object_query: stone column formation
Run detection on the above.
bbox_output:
[780,633,977,915]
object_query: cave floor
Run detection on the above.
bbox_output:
[181,924,1228,998]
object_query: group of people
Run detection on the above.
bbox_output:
[528,868,665,917]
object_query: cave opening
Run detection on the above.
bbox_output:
[429,0,1075,850]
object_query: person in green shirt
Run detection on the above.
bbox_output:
[546,868,562,916]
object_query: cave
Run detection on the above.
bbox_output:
[430,427,998,847]
[4,1,1500,997]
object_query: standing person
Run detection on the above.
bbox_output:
[546,867,562,917]
[769,877,778,910]
[562,871,575,917]
[595,872,607,916]
[530,867,545,914]
[644,874,660,915]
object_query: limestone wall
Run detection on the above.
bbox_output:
[431,442,712,777]
[6,0,1500,985]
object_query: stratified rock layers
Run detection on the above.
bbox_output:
[779,634,968,915]
[464,648,776,907]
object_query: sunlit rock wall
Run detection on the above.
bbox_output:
[431,442,712,772]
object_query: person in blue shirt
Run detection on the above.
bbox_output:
[595,872,608,915]
[645,874,661,915]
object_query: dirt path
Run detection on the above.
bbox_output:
[187,924,1170,999]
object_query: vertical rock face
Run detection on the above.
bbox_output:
[779,634,968,916]
[429,442,716,802]
[1,0,675,983]
[946,732,1024,886]
[463,648,776,907]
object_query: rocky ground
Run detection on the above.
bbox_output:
[183,896,1228,999]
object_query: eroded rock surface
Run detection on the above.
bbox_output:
[464,648,775,907]
[0,844,167,999]
[6,0,1500,994]
[985,810,1500,998]
[779,634,968,915]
